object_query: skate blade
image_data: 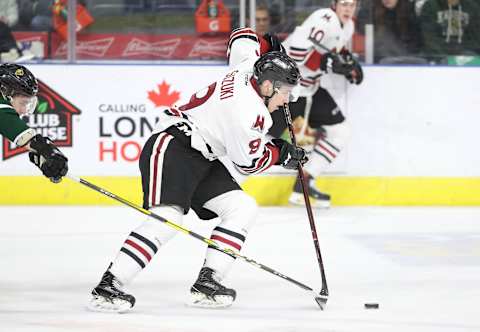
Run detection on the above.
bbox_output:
[288,192,331,208]
[86,295,133,313]
[187,292,234,309]
[14,53,36,63]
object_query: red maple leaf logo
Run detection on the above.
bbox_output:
[148,80,181,107]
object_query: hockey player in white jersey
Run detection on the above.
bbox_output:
[88,29,307,312]
[269,0,363,208]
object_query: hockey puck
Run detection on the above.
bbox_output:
[364,303,379,309]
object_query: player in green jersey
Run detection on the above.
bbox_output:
[0,63,68,182]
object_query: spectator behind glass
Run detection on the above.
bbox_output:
[255,4,271,36]
[30,0,88,31]
[420,0,480,62]
[359,0,424,63]
[0,0,22,62]
[31,0,54,31]
[16,0,36,30]
[0,0,19,28]
[269,0,295,33]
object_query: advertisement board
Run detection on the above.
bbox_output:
[1,64,479,205]
[1,64,226,175]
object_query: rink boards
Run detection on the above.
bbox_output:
[1,64,479,205]
[1,175,480,206]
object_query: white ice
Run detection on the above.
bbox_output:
[1,206,479,332]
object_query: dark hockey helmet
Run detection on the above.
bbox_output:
[254,51,300,87]
[0,63,38,99]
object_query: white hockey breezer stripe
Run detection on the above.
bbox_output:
[148,133,174,207]
[148,134,163,206]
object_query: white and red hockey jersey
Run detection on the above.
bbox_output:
[153,28,279,175]
[283,8,354,97]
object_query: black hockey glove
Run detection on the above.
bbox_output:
[341,50,364,85]
[320,52,364,85]
[272,139,308,170]
[263,33,286,53]
[28,134,68,183]
[320,52,351,76]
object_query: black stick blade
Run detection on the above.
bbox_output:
[312,292,328,310]
[315,295,328,310]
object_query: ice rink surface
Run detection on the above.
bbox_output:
[1,206,479,332]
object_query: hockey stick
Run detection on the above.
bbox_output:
[282,103,329,309]
[307,36,355,72]
[66,174,326,309]
[307,36,343,62]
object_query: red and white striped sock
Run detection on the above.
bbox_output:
[110,228,160,284]
[204,226,246,280]
[109,206,183,284]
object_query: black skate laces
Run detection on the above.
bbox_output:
[198,268,225,289]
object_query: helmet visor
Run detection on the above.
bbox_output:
[10,94,38,115]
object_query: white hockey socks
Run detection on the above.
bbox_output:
[304,121,349,177]
[202,190,258,280]
[110,205,183,284]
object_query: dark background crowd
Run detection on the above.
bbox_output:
[1,0,479,64]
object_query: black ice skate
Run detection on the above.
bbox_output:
[288,175,331,208]
[189,267,236,308]
[88,266,135,313]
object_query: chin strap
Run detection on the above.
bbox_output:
[263,94,272,107]
[263,85,280,107]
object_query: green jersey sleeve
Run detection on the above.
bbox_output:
[0,101,33,146]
